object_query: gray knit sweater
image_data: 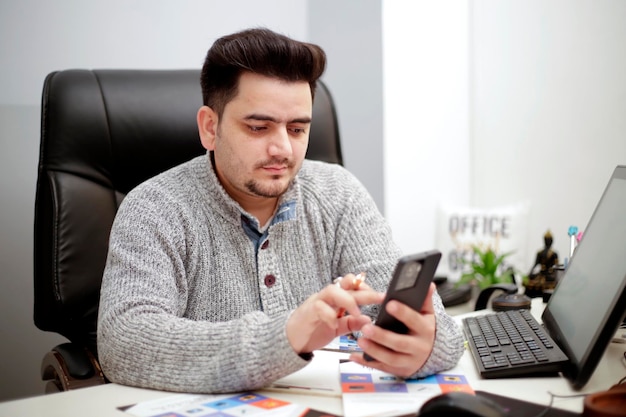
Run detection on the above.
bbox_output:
[97,152,464,394]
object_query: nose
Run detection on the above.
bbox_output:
[267,127,292,158]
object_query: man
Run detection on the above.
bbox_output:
[97,28,463,394]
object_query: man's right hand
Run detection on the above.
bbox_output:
[285,273,385,354]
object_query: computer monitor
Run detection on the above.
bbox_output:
[542,165,626,389]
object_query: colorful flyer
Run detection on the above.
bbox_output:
[321,335,362,353]
[339,360,473,417]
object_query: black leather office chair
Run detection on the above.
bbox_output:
[34,69,342,393]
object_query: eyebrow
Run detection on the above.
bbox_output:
[244,114,312,124]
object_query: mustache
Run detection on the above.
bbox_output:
[255,158,293,169]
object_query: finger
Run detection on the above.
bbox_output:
[420,283,436,314]
[381,283,436,335]
[324,284,361,318]
[341,290,384,318]
[358,305,429,356]
[344,314,372,334]
[357,324,404,361]
[351,287,385,305]
[355,327,425,374]
[333,275,352,318]
[330,274,384,318]
[383,300,436,346]
[313,298,343,329]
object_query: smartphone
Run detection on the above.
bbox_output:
[364,250,441,361]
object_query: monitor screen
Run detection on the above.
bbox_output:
[543,165,626,389]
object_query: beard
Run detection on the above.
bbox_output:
[244,179,291,198]
[244,158,294,198]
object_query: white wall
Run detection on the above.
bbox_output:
[383,1,471,255]
[383,0,626,273]
[308,1,385,212]
[0,0,307,106]
[471,0,626,267]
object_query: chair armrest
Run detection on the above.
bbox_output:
[41,343,107,392]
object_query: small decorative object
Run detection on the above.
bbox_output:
[568,225,579,258]
[566,225,584,266]
[524,230,559,298]
[456,245,516,290]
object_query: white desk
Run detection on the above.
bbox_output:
[452,298,626,413]
[1,300,623,416]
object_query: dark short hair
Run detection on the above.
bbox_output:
[200,28,326,117]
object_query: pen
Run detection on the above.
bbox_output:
[271,384,335,392]
[352,272,366,290]
[568,225,578,258]
[336,272,366,318]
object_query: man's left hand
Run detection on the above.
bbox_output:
[349,283,437,377]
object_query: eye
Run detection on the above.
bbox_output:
[248,125,266,132]
[289,127,307,135]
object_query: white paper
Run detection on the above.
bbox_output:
[122,391,327,417]
[266,350,346,397]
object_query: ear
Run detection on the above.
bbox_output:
[197,106,218,151]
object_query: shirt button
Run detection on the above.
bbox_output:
[261,240,269,250]
[264,274,276,287]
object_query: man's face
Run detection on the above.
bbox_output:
[198,72,312,204]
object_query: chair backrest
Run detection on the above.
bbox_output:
[34,69,342,356]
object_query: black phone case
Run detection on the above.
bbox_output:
[364,250,441,361]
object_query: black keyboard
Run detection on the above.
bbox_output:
[462,309,569,379]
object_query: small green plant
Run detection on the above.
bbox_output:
[457,245,515,290]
